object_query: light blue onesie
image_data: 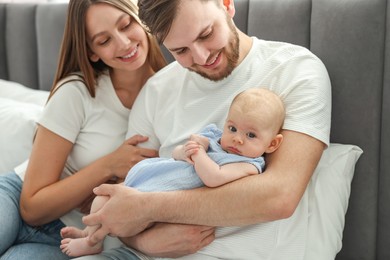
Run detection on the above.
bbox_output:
[124,124,265,191]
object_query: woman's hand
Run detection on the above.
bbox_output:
[105,135,158,180]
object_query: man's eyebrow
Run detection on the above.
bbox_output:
[168,46,184,52]
[91,13,128,42]
[167,25,211,52]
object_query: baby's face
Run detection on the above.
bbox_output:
[220,109,275,158]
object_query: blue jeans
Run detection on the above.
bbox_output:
[0,172,68,260]
[74,247,140,260]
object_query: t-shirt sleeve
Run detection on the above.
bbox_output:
[270,47,331,146]
[38,82,87,143]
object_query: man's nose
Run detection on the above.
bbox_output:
[192,44,210,65]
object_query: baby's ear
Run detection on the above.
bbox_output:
[265,134,283,154]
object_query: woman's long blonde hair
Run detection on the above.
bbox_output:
[49,0,167,99]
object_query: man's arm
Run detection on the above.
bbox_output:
[146,130,324,225]
[84,130,324,236]
[120,223,215,258]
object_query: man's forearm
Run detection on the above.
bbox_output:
[145,130,325,227]
[119,223,216,258]
[145,174,285,226]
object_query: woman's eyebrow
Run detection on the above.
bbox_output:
[90,13,129,42]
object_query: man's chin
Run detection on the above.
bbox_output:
[189,67,231,82]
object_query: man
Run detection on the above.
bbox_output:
[82,0,331,259]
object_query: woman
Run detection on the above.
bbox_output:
[0,0,166,259]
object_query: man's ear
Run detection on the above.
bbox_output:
[222,0,235,17]
[265,134,283,154]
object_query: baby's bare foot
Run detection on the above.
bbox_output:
[60,237,103,257]
[61,226,87,239]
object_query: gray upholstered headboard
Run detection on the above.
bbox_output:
[0,3,68,91]
[1,1,390,259]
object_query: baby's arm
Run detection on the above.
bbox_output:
[172,134,209,164]
[192,148,259,187]
[172,134,257,186]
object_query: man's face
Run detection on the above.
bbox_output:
[163,0,239,81]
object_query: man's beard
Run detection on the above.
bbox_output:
[189,18,240,81]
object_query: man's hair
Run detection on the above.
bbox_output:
[138,0,219,44]
[138,0,179,44]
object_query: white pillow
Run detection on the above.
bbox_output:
[304,143,363,260]
[0,98,43,174]
[0,79,49,106]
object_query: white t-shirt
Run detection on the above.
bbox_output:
[39,74,130,180]
[15,73,129,249]
[127,38,331,260]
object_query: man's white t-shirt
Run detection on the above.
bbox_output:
[127,38,331,259]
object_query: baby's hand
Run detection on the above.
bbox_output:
[183,140,201,164]
[189,134,209,151]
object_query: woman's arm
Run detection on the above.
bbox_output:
[20,125,157,226]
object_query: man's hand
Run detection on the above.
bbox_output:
[82,184,152,244]
[122,223,215,258]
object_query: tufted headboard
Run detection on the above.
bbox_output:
[0,0,389,259]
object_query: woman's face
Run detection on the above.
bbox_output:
[85,3,149,73]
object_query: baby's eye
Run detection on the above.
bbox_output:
[247,132,256,139]
[228,126,237,132]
